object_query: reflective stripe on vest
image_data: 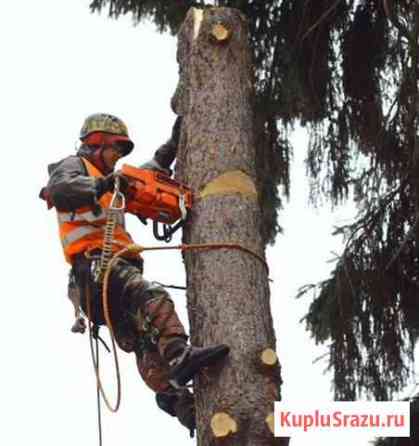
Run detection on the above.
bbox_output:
[62,225,103,248]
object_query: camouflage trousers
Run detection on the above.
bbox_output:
[72,253,187,393]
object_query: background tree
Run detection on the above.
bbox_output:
[89,0,418,401]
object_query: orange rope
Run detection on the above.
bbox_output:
[113,242,269,272]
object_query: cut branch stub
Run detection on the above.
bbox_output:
[265,412,275,435]
[260,348,279,368]
[193,8,204,40]
[211,22,232,43]
[211,412,238,438]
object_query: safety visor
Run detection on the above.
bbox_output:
[83,132,134,156]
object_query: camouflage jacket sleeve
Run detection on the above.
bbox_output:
[44,155,100,212]
[152,116,182,169]
[153,138,178,170]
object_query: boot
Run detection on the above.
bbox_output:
[167,343,230,388]
[140,296,230,387]
[156,388,196,437]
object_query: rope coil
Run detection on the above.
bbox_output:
[86,283,122,413]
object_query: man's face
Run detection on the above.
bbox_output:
[102,146,123,170]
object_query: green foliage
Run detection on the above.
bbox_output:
[302,0,417,400]
[89,0,418,398]
[89,0,197,33]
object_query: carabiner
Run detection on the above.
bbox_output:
[110,176,126,210]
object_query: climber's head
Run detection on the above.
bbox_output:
[78,113,134,173]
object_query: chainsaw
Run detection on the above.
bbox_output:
[121,164,193,242]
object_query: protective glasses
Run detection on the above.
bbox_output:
[83,132,134,156]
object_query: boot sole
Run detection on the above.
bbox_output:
[169,344,230,387]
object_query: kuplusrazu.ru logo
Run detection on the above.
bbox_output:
[274,402,410,437]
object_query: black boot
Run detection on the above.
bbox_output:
[156,388,196,438]
[167,343,230,388]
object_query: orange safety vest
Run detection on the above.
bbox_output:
[57,157,134,264]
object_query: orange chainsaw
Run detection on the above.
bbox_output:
[120,164,193,242]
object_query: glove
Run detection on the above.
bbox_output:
[171,116,182,148]
[113,171,130,193]
[95,173,114,197]
[153,117,182,169]
[95,172,130,198]
[140,159,172,177]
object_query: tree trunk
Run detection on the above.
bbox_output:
[173,7,287,446]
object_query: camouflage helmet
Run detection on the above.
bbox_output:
[80,113,130,140]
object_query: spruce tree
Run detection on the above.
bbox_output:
[89,0,418,402]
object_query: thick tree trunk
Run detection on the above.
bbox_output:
[173,7,286,446]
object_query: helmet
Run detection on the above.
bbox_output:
[80,113,130,140]
[79,113,134,155]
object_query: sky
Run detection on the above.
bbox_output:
[0,1,415,445]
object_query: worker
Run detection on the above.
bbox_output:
[40,113,229,437]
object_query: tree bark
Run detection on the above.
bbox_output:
[173,7,287,446]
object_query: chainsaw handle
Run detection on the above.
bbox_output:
[153,220,185,243]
